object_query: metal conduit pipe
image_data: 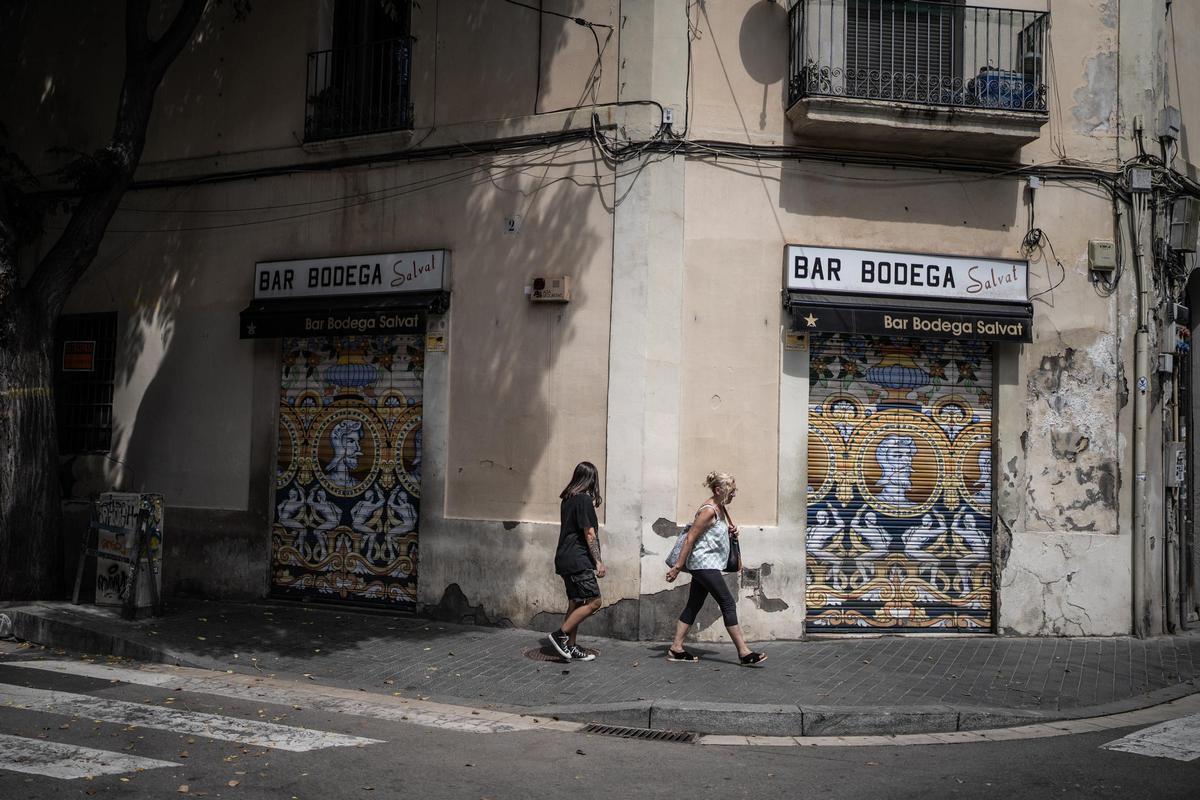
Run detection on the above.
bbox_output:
[1131,191,1152,639]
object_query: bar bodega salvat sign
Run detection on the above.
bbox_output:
[784,245,1028,303]
[254,250,449,299]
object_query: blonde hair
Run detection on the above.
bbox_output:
[703,471,735,500]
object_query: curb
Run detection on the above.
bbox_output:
[7,606,204,670]
[526,683,1200,737]
[8,604,1199,738]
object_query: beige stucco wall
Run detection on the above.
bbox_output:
[672,157,1130,639]
[669,0,1135,639]
[62,148,614,516]
[6,0,1186,638]
[1165,0,1200,175]
[6,1,625,616]
[687,0,1117,162]
[2,0,619,172]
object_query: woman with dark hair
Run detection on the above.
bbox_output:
[547,461,605,661]
[665,471,767,666]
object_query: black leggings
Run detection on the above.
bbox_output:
[678,569,739,628]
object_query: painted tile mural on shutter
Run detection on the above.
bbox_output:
[805,333,993,631]
[271,335,423,606]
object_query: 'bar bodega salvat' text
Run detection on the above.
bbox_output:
[793,255,1020,295]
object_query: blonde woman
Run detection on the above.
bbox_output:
[665,471,767,666]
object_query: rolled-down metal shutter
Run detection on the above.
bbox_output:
[805,333,993,632]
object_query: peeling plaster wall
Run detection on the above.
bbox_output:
[1071,51,1119,136]
[679,0,1138,640]
[675,147,1133,637]
[999,532,1130,635]
[1030,0,1119,164]
[1023,337,1122,533]
[989,196,1134,635]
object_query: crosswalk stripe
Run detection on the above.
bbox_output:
[0,683,381,752]
[0,732,178,779]
[7,661,542,733]
[1101,713,1200,762]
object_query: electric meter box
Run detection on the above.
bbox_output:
[1088,239,1117,272]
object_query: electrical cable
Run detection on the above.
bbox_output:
[534,0,543,114]
[114,144,596,213]
[1021,180,1068,301]
[59,154,615,234]
[499,0,612,30]
[673,0,699,141]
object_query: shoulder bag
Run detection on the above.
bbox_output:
[721,503,742,573]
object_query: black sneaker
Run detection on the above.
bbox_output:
[547,630,571,660]
[568,645,596,662]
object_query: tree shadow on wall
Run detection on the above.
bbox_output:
[12,0,621,645]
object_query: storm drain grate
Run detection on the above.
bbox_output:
[582,723,697,744]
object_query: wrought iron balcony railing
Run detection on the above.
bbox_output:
[305,36,414,142]
[788,0,1048,114]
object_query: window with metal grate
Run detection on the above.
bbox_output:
[54,312,118,455]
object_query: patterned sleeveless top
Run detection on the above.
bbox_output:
[686,503,730,571]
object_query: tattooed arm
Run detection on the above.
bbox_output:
[584,527,606,578]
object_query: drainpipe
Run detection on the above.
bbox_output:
[1131,191,1151,639]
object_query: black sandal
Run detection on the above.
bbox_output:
[666,648,699,662]
[739,651,767,666]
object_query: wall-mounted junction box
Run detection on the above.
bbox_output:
[1170,196,1200,253]
[528,276,571,302]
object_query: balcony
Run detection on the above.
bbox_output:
[305,37,414,142]
[787,0,1049,156]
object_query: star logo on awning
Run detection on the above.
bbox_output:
[803,313,818,328]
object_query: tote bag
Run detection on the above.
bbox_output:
[665,503,741,573]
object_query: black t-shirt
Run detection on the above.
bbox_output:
[555,493,599,575]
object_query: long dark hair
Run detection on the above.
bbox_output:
[560,461,602,507]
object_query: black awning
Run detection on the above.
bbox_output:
[239,291,449,339]
[787,291,1032,343]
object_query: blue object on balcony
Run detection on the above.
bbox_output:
[970,67,1035,111]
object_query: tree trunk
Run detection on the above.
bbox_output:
[0,0,208,599]
[0,295,64,598]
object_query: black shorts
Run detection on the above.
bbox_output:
[561,569,601,602]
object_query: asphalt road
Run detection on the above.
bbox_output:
[0,643,1195,800]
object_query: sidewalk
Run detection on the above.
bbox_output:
[4,599,1199,737]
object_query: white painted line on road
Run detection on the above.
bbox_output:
[0,682,381,752]
[6,660,562,734]
[1101,713,1200,762]
[0,732,178,779]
